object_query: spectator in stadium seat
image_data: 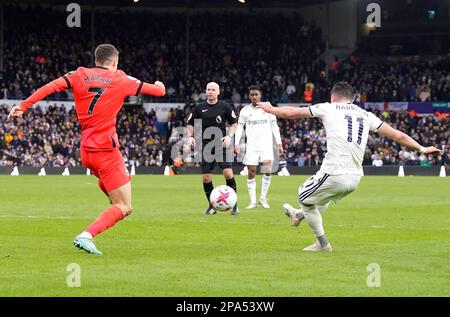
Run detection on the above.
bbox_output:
[418,85,431,102]
[297,153,306,167]
[372,155,383,167]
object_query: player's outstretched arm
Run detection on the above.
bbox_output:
[256,102,311,119]
[377,123,443,156]
[7,76,70,121]
[139,81,166,97]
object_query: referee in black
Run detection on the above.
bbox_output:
[187,82,239,215]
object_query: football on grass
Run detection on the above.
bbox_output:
[210,185,237,211]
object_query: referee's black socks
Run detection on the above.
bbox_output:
[226,177,237,193]
[204,178,237,204]
[203,181,214,203]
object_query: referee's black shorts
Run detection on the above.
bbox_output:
[200,146,233,174]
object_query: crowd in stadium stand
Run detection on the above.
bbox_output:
[0,6,325,104]
[1,103,447,168]
[0,6,448,168]
[2,6,450,104]
[0,105,167,167]
[278,108,448,167]
[329,54,450,104]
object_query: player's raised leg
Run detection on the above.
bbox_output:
[87,182,131,237]
[259,160,272,208]
[246,165,257,209]
[284,175,330,226]
[283,175,314,226]
[283,202,330,227]
[294,173,333,252]
[298,174,361,252]
[74,181,131,254]
[75,149,132,254]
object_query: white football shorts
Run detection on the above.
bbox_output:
[298,171,361,206]
[243,146,274,166]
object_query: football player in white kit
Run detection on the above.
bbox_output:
[257,82,442,252]
[234,86,283,209]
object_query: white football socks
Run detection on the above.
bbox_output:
[303,205,325,237]
[79,231,93,239]
[247,178,257,204]
[260,175,272,200]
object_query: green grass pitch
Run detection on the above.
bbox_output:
[0,175,449,296]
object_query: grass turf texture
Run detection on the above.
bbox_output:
[0,175,449,296]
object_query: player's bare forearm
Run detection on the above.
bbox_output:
[378,123,443,155]
[396,132,421,150]
[273,106,311,119]
[256,102,311,119]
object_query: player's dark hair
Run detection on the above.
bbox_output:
[95,44,119,65]
[331,81,354,100]
[248,85,262,94]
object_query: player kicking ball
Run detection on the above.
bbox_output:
[7,44,166,254]
[257,82,442,252]
[234,86,283,209]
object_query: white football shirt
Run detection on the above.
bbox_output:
[238,105,281,150]
[309,102,383,175]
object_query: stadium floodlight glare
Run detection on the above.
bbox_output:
[238,0,246,3]
[133,0,139,3]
